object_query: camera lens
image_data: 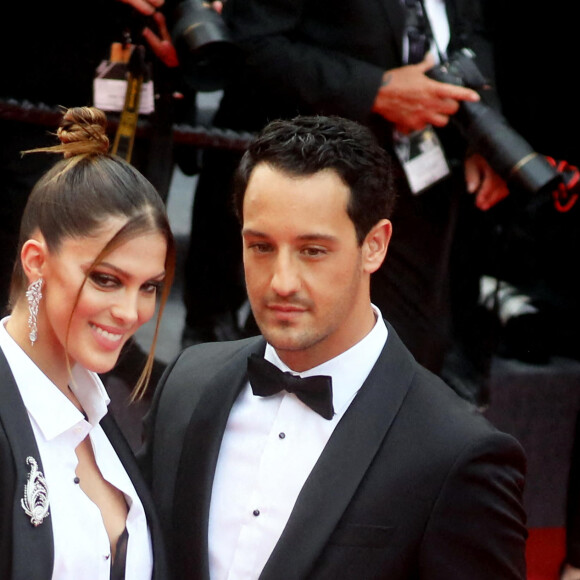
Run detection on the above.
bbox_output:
[171,0,241,91]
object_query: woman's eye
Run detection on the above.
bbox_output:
[142,281,162,295]
[89,272,120,289]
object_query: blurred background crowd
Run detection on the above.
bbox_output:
[1,0,579,575]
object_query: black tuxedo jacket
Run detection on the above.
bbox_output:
[0,350,169,580]
[141,323,527,579]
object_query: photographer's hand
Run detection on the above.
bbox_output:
[372,54,480,134]
[142,11,180,67]
[465,153,509,211]
[119,0,165,16]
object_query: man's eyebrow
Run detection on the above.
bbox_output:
[242,229,338,243]
[241,228,268,238]
[296,234,338,243]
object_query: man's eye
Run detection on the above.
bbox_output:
[249,243,273,254]
[302,247,327,257]
[89,272,119,288]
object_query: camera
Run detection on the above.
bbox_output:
[170,0,241,91]
[427,48,561,195]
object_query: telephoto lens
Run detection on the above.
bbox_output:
[427,49,561,195]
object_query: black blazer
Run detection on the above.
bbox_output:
[0,350,169,580]
[141,323,527,579]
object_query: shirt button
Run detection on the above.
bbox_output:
[104,554,110,561]
[253,509,260,517]
[279,432,286,439]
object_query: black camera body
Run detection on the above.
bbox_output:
[170,0,241,91]
[427,48,561,195]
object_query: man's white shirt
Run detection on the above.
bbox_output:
[208,306,388,579]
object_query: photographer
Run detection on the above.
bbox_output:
[179,0,509,403]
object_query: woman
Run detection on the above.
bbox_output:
[0,107,175,579]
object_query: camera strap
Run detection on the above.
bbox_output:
[394,0,451,194]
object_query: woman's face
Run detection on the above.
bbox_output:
[39,217,168,374]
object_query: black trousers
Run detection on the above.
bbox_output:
[182,148,247,329]
[371,171,471,374]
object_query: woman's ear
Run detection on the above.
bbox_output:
[20,235,48,283]
[362,219,392,274]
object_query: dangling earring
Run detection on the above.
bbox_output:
[26,278,43,346]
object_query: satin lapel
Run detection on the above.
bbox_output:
[0,351,54,580]
[100,414,169,580]
[172,339,266,580]
[260,324,417,580]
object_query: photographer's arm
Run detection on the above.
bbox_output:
[223,0,390,122]
[371,54,481,134]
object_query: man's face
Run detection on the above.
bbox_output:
[242,163,387,371]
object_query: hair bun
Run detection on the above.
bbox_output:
[57,107,110,157]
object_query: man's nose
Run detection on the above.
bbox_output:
[271,253,301,296]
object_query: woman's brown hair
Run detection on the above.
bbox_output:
[12,107,176,400]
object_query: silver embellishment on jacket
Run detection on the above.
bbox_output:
[21,456,50,526]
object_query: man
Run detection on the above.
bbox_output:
[180,0,507,403]
[142,115,526,579]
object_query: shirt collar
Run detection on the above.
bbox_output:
[265,304,388,414]
[0,316,110,441]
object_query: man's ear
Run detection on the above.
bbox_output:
[20,235,48,283]
[362,219,392,274]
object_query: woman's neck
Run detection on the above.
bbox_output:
[6,302,72,396]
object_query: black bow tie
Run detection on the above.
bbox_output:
[247,354,334,420]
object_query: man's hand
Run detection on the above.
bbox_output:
[119,0,165,16]
[465,153,509,210]
[372,54,480,134]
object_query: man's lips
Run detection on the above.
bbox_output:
[268,303,306,312]
[266,303,308,320]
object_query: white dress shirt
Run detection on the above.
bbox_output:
[0,317,153,580]
[424,0,450,59]
[208,306,388,580]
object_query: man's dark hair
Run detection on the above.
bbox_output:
[232,115,397,244]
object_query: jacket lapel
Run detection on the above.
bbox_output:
[378,0,407,64]
[0,351,54,580]
[100,413,169,580]
[260,324,417,579]
[172,339,267,580]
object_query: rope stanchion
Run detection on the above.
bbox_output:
[0,98,255,152]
